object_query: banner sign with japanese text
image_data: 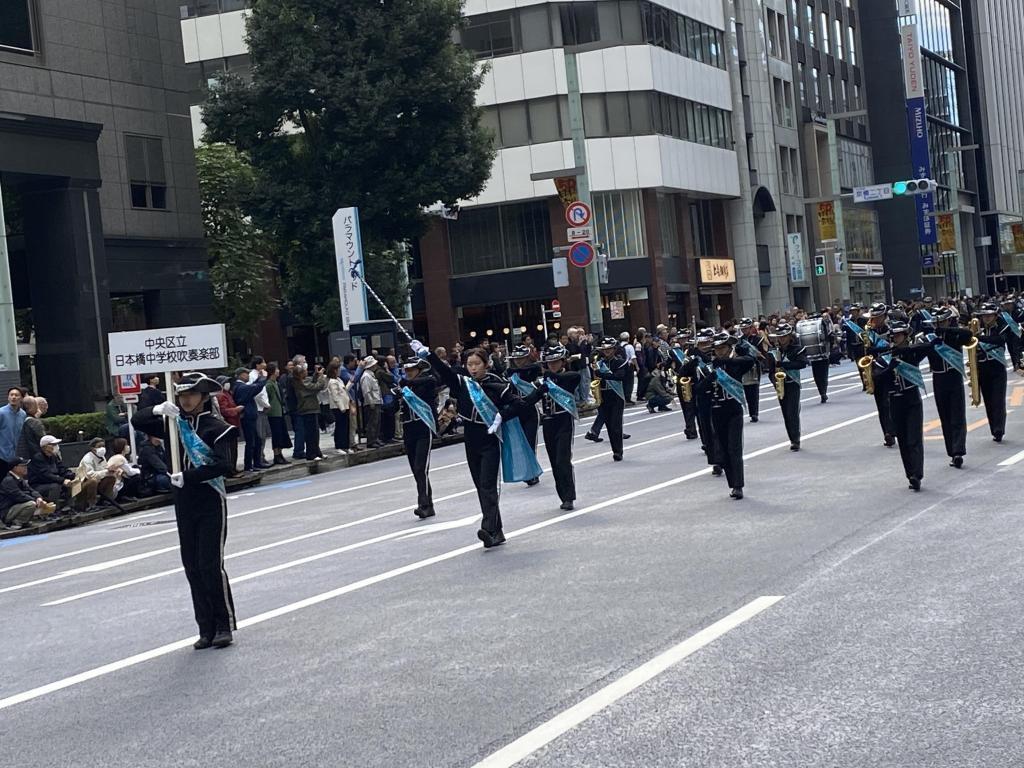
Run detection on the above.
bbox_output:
[108,323,227,375]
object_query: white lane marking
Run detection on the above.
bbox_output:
[1,408,875,711]
[998,448,1024,466]
[471,595,784,768]
[0,547,180,595]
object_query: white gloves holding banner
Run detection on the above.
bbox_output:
[154,402,180,418]
[170,472,184,488]
[410,340,428,359]
[487,414,502,435]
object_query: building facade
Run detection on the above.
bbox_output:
[0,0,212,412]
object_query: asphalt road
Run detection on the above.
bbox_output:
[2,361,1023,767]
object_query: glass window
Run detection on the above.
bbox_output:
[498,102,529,147]
[792,0,800,41]
[502,202,552,268]
[450,207,504,275]
[125,135,168,210]
[620,1,644,43]
[594,191,645,259]
[560,3,600,46]
[628,92,652,134]
[462,12,518,58]
[606,93,631,136]
[528,97,561,144]
[582,94,608,137]
[834,18,843,58]
[820,11,829,54]
[519,5,552,52]
[806,3,815,47]
[848,25,857,65]
[0,0,34,52]
[597,2,622,43]
[480,107,501,147]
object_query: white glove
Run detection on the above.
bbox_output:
[170,472,184,488]
[487,414,503,435]
[153,401,180,418]
[410,340,428,359]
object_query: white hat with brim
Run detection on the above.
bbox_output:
[40,435,61,448]
[362,356,378,368]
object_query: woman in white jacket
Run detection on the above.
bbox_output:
[74,438,119,510]
[326,362,353,453]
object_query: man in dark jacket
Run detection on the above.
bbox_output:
[139,375,167,409]
[138,434,172,493]
[1,457,50,529]
[28,435,74,507]
[231,368,268,472]
[15,396,46,462]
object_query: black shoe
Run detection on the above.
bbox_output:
[626,400,636,405]
[750,415,758,423]
[585,432,603,443]
[623,434,631,440]
[647,405,655,414]
[273,456,289,465]
[821,395,828,403]
[254,463,272,470]
[658,406,672,412]
[729,488,744,500]
[560,501,574,511]
[477,529,506,549]
[951,456,964,468]
[711,465,723,476]
[884,436,895,447]
[193,636,213,650]
[993,432,1004,443]
[413,506,435,519]
[908,477,921,492]
[790,443,800,452]
[612,454,623,462]
[525,477,540,487]
[685,431,698,440]
[211,630,233,648]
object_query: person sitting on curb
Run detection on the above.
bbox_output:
[72,438,121,512]
[28,436,74,511]
[138,433,172,494]
[0,457,55,529]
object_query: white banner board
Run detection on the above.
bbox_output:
[333,207,369,331]
[108,323,227,376]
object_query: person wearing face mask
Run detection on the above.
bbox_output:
[73,438,119,511]
[28,435,75,510]
[214,375,243,475]
[132,372,239,650]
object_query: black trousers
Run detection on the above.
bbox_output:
[932,371,967,458]
[696,395,716,465]
[242,417,260,470]
[464,424,502,535]
[637,373,652,399]
[890,390,924,481]
[542,414,575,502]
[811,359,830,398]
[1007,333,1022,370]
[175,489,235,636]
[743,383,760,418]
[623,368,636,402]
[781,381,802,446]
[597,395,625,457]
[979,361,1008,437]
[332,409,350,450]
[710,402,744,489]
[404,420,433,512]
[520,407,540,481]
[873,377,895,440]
[680,394,698,438]
[301,413,322,459]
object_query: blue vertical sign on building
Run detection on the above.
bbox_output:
[901,23,937,260]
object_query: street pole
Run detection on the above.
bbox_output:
[945,144,978,296]
[563,50,604,337]
[826,117,851,306]
[0,179,21,378]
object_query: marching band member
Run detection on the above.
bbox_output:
[681,329,720,473]
[768,323,808,451]
[924,308,972,468]
[809,310,835,403]
[974,302,1010,442]
[998,294,1023,371]
[523,344,581,510]
[396,357,439,518]
[591,337,629,461]
[413,341,541,548]
[709,331,755,499]
[865,302,897,447]
[132,372,237,650]
[668,331,699,440]
[505,345,543,487]
[909,296,936,336]
[736,318,768,422]
[870,321,929,491]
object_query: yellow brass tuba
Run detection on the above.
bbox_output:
[965,318,981,407]
[857,328,875,395]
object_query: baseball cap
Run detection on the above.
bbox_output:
[40,435,61,448]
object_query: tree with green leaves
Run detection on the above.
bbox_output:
[203,0,494,328]
[195,142,276,346]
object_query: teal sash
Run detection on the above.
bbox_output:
[509,372,535,397]
[895,360,926,391]
[597,361,625,401]
[980,342,1005,363]
[715,368,746,408]
[783,367,801,384]
[176,416,225,497]
[932,342,965,377]
[542,378,578,419]
[844,318,863,336]
[464,377,543,483]
[1001,311,1022,338]
[401,386,437,436]
[670,347,686,366]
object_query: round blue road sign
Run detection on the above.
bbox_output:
[568,241,595,268]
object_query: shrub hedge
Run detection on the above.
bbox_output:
[43,412,108,442]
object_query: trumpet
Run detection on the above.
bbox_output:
[857,328,875,395]
[965,318,981,407]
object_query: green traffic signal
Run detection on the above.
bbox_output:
[815,265,826,276]
[893,181,909,195]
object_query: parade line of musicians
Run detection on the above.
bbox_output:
[130,295,1023,649]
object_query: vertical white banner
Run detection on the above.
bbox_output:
[332,207,369,331]
[787,232,805,283]
[901,24,924,100]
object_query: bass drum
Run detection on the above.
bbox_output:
[796,318,829,361]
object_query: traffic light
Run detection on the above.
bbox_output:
[814,254,826,276]
[892,179,937,196]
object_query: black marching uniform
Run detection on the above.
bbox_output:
[593,352,630,460]
[809,315,835,402]
[873,341,929,488]
[132,401,237,642]
[738,331,768,420]
[1002,303,1023,370]
[709,351,755,496]
[398,370,439,518]
[506,361,543,485]
[770,340,808,449]
[427,351,524,546]
[867,322,896,444]
[681,348,717,467]
[667,346,699,439]
[926,325,972,465]
[977,316,1009,441]
[525,368,581,507]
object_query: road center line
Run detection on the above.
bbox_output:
[0,407,876,712]
[470,596,784,768]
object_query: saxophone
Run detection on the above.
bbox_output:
[965,318,981,407]
[590,354,602,406]
[772,347,786,400]
[857,328,875,395]
[680,376,693,402]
